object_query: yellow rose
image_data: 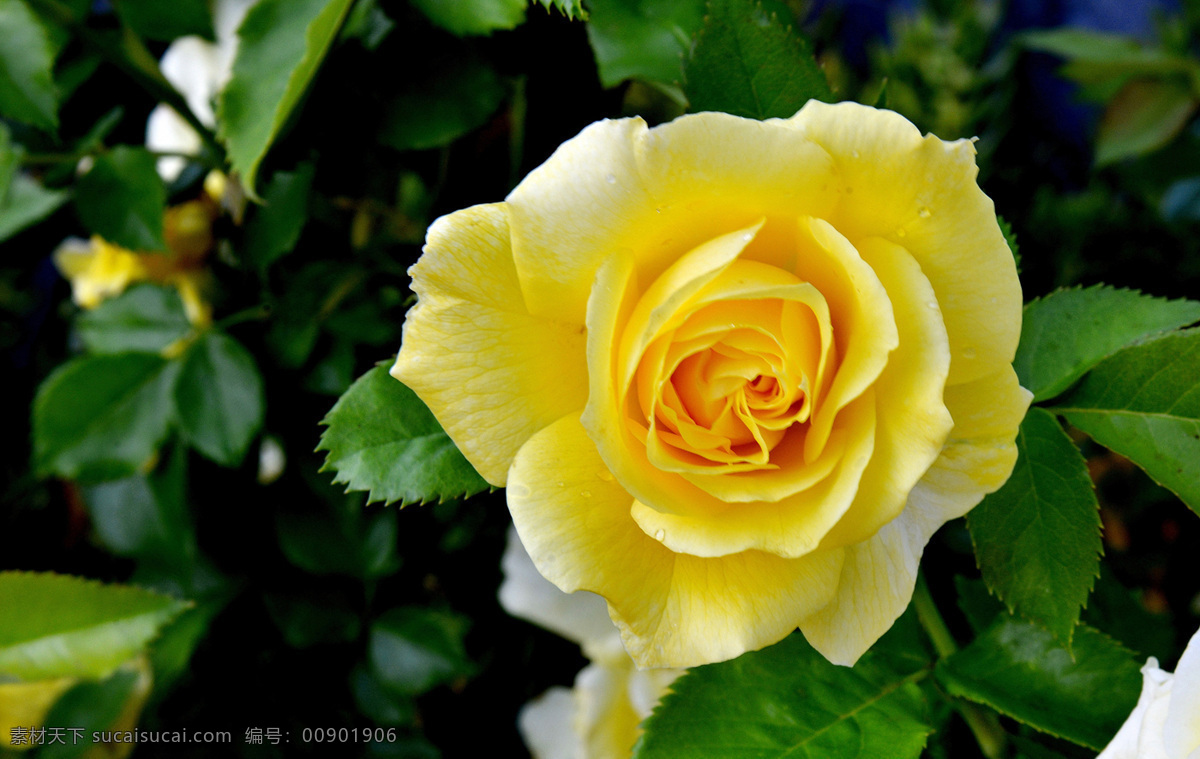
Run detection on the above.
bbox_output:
[53,199,218,326]
[393,101,1031,668]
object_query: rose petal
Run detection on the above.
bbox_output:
[508,412,845,668]
[795,216,898,463]
[789,100,1020,385]
[499,526,621,657]
[507,118,656,324]
[630,396,874,558]
[818,236,953,548]
[1164,626,1200,759]
[518,686,580,759]
[799,366,1029,665]
[392,204,589,485]
[575,663,644,758]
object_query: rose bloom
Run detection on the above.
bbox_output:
[499,527,682,759]
[393,101,1030,668]
[54,200,218,325]
[145,0,257,181]
[1097,625,1200,759]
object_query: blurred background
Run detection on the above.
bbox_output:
[3,0,1200,756]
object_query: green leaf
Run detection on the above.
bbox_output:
[1082,564,1174,662]
[0,0,59,130]
[0,121,18,201]
[76,284,193,354]
[218,0,354,196]
[318,365,489,505]
[33,353,179,482]
[1053,328,1200,516]
[40,667,141,759]
[533,0,586,21]
[1161,176,1200,222]
[998,215,1021,272]
[0,172,69,243]
[75,146,167,251]
[585,0,705,88]
[340,0,394,50]
[113,0,214,41]
[175,331,265,467]
[684,0,832,119]
[148,598,225,693]
[368,607,471,696]
[1014,285,1200,403]
[0,122,68,242]
[264,587,361,648]
[84,445,195,566]
[955,576,1005,635]
[351,663,415,726]
[242,162,315,269]
[967,408,1100,644]
[409,0,525,37]
[635,629,932,759]
[0,572,188,681]
[1019,29,1191,84]
[276,503,400,579]
[378,53,506,151]
[1096,78,1197,166]
[935,615,1141,750]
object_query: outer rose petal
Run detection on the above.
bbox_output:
[1164,626,1200,759]
[800,365,1028,664]
[499,526,624,663]
[1097,660,1174,759]
[506,112,842,324]
[519,687,580,759]
[789,100,1021,385]
[508,413,844,669]
[507,118,656,324]
[392,204,589,486]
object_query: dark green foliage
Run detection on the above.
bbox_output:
[75,147,166,250]
[967,408,1101,645]
[684,0,833,118]
[936,616,1141,750]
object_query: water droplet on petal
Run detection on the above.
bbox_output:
[918,207,932,218]
[963,347,977,359]
[605,173,617,184]
[653,529,666,542]
[852,150,860,158]
[926,301,938,310]
[742,233,754,242]
[597,471,614,482]
[580,490,592,498]
[896,228,907,238]
[509,484,531,499]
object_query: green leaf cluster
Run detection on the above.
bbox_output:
[34,285,265,483]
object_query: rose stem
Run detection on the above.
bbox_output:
[913,572,1008,759]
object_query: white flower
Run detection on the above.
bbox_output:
[1098,624,1200,759]
[499,527,683,759]
[145,0,258,180]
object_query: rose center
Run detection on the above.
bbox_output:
[637,291,831,474]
